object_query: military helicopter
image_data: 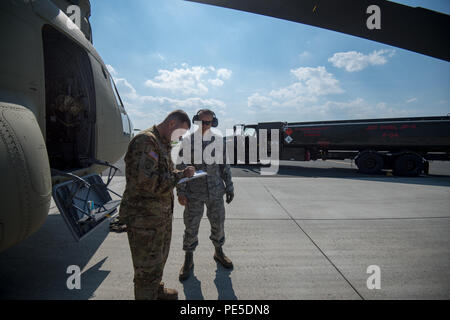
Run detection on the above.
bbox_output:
[0,0,133,251]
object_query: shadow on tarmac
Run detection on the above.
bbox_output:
[0,214,110,300]
[111,156,450,187]
[231,164,450,188]
[181,263,237,300]
[214,263,237,300]
[181,266,204,300]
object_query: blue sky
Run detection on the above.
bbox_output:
[90,0,450,132]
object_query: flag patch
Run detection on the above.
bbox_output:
[148,151,159,161]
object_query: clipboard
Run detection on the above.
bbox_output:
[177,170,207,184]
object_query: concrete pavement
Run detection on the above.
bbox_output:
[1,162,449,300]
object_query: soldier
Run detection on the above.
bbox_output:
[119,110,195,300]
[177,109,234,281]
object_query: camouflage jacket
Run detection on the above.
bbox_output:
[120,126,184,215]
[176,131,233,200]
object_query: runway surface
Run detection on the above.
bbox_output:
[1,160,449,299]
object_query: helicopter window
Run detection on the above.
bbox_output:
[43,25,96,171]
[121,113,131,135]
[101,66,108,79]
[109,74,125,113]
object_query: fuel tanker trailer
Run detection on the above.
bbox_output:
[231,116,450,176]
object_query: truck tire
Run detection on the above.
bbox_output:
[355,151,384,174]
[393,153,425,176]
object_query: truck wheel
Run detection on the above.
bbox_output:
[356,151,384,174]
[394,153,424,176]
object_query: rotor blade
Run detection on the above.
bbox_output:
[186,0,450,62]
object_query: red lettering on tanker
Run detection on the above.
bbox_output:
[382,132,399,138]
[297,127,329,131]
[367,124,416,131]
[304,133,321,137]
[380,125,397,130]
[400,124,417,130]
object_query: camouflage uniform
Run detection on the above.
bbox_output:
[119,126,184,300]
[177,133,233,252]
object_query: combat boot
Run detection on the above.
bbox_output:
[109,216,127,233]
[214,247,233,269]
[157,282,178,300]
[179,251,194,281]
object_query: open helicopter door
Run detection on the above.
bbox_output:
[51,161,122,241]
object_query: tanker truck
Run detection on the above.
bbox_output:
[229,116,450,176]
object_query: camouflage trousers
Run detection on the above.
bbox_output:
[125,209,173,300]
[183,197,225,252]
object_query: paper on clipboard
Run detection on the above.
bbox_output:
[177,170,207,184]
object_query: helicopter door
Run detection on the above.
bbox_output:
[43,25,96,171]
[52,173,121,241]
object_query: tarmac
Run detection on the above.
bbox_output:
[0,160,449,300]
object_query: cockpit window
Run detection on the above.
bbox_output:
[109,73,125,113]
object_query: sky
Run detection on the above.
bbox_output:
[90,0,450,133]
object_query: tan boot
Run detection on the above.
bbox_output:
[179,252,194,281]
[157,282,178,300]
[109,216,127,233]
[214,247,233,269]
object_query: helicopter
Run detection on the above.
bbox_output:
[0,0,133,252]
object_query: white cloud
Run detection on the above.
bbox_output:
[106,64,117,75]
[138,95,226,111]
[153,53,166,61]
[248,66,343,112]
[144,65,209,95]
[114,77,139,100]
[217,68,232,79]
[208,78,224,87]
[328,49,395,72]
[248,93,280,112]
[319,98,413,119]
[249,97,413,121]
[405,97,417,104]
[298,51,311,61]
[144,64,232,95]
[289,66,343,96]
[113,69,227,130]
[245,65,413,121]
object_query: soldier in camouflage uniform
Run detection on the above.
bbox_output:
[177,109,234,281]
[119,110,195,300]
